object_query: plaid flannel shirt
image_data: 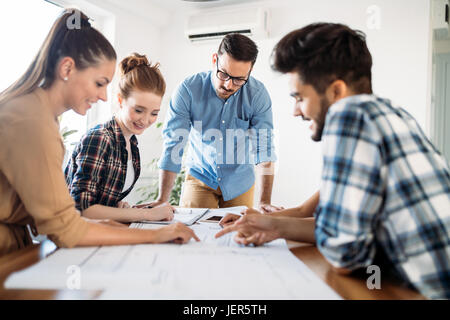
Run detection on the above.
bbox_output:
[65,117,141,211]
[315,94,450,299]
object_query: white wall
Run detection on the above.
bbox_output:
[74,0,164,167]
[83,0,432,207]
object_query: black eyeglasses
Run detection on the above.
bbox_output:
[216,57,250,87]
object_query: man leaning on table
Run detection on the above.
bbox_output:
[216,23,450,300]
[145,33,279,211]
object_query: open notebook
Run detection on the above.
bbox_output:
[140,208,209,226]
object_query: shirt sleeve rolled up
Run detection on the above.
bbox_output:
[158,82,192,173]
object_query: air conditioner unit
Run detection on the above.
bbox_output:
[185,8,269,43]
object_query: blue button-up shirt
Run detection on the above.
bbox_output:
[159,71,276,201]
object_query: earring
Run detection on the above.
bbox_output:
[63,77,68,81]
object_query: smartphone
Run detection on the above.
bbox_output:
[202,215,223,223]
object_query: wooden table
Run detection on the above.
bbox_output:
[0,239,424,300]
[287,242,424,300]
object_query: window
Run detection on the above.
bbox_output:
[0,0,116,167]
[0,1,61,90]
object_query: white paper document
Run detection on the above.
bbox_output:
[5,207,341,300]
[140,208,209,226]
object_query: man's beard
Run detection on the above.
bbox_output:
[216,86,235,98]
[311,96,330,142]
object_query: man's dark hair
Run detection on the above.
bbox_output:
[218,33,259,65]
[272,23,373,94]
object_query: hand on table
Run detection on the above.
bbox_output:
[144,204,175,221]
[218,207,263,227]
[215,213,280,246]
[132,199,169,209]
[157,222,200,244]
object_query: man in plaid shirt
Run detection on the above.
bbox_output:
[216,23,450,299]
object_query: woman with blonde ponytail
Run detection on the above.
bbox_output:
[0,10,198,256]
[65,53,173,223]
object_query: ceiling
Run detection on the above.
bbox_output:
[145,0,267,12]
[96,0,268,28]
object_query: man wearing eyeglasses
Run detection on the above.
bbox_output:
[150,33,279,212]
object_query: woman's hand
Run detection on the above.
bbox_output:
[133,199,169,209]
[144,204,175,221]
[155,222,200,244]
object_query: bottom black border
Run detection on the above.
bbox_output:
[1,299,445,318]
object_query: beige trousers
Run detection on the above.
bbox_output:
[180,174,254,209]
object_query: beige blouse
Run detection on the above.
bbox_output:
[0,88,88,256]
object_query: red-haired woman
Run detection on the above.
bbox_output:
[65,53,173,223]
